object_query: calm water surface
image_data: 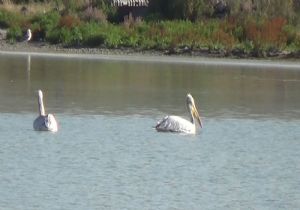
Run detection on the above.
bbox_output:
[0,53,300,210]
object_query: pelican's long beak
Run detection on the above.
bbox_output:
[192,104,203,128]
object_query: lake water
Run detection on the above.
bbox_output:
[0,52,300,210]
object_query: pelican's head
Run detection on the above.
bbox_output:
[186,93,203,128]
[38,89,43,99]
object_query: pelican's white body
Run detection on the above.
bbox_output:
[25,29,32,41]
[33,90,58,132]
[33,114,58,132]
[156,115,196,134]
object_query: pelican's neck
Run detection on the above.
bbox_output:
[187,104,195,124]
[38,94,45,116]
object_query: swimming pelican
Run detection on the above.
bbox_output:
[155,93,203,134]
[33,90,58,132]
[25,29,32,42]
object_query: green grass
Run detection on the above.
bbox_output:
[0,9,24,28]
[0,7,299,56]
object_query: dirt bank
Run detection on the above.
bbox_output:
[1,40,300,60]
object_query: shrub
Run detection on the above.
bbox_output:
[286,32,300,51]
[31,11,60,31]
[45,13,82,45]
[61,0,89,13]
[59,14,81,28]
[0,9,22,28]
[81,6,107,23]
[7,25,22,42]
[31,10,60,40]
[245,17,288,49]
[0,9,12,28]
[211,29,236,49]
[82,33,105,46]
[196,20,219,39]
[122,31,140,47]
[283,24,298,45]
[103,25,125,48]
[79,22,105,46]
[47,26,83,46]
[149,0,212,21]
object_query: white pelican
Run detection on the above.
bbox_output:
[155,93,203,134]
[25,29,32,42]
[33,90,58,132]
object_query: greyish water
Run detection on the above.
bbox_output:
[0,52,299,210]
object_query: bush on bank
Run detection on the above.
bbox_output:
[0,3,299,57]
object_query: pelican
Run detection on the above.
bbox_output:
[33,90,58,132]
[24,29,32,42]
[155,93,203,134]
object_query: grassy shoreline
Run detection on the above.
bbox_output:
[0,1,299,59]
[1,39,299,60]
[1,40,300,63]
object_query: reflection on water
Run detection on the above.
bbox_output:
[26,55,31,92]
[0,54,299,119]
[26,54,31,72]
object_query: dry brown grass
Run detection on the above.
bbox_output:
[59,14,81,28]
[0,1,55,16]
[123,13,143,30]
[81,6,107,23]
[212,29,236,49]
[245,17,288,48]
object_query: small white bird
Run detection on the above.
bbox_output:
[155,93,203,134]
[25,29,32,42]
[33,90,58,132]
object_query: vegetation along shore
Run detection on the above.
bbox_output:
[0,0,300,59]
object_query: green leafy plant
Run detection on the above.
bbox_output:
[7,25,22,42]
[0,9,23,28]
